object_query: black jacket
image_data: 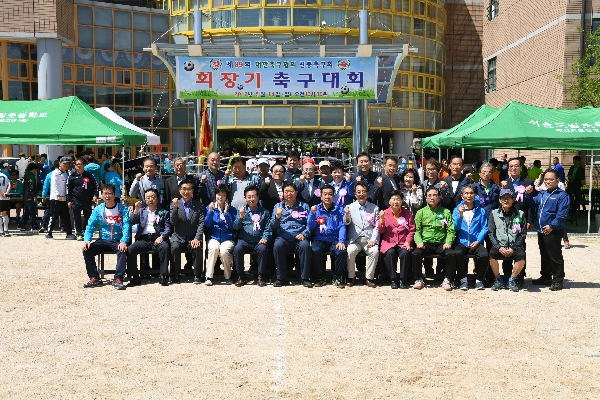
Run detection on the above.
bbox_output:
[164,174,198,205]
[67,171,97,205]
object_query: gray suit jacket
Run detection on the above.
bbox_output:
[169,199,205,243]
[344,200,380,245]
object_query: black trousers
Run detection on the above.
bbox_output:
[537,231,565,284]
[127,238,170,277]
[454,243,489,281]
[412,242,459,280]
[47,200,72,235]
[503,241,525,277]
[383,246,411,281]
[171,241,203,277]
[72,202,92,236]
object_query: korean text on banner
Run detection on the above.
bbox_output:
[176,57,378,100]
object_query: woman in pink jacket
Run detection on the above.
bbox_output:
[378,190,416,289]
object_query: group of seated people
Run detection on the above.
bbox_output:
[81,151,570,293]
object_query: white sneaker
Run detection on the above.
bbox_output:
[204,279,213,286]
[441,278,452,291]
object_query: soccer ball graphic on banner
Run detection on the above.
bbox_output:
[183,60,195,71]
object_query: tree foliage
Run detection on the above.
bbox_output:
[568,29,600,108]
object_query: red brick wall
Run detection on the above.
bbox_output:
[444,1,485,129]
[0,0,74,43]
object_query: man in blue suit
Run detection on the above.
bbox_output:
[127,189,171,287]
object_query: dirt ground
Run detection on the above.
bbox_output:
[1,233,599,399]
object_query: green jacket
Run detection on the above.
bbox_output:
[414,205,455,245]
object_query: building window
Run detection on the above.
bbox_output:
[486,57,496,93]
[488,0,498,21]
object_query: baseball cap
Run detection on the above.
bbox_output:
[257,158,269,165]
[2,162,8,167]
[318,160,331,169]
[59,156,71,163]
[499,188,515,198]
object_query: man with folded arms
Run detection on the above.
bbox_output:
[233,186,273,287]
[127,189,171,287]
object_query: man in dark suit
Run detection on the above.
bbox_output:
[374,156,402,210]
[259,163,287,213]
[296,162,322,207]
[169,179,205,284]
[164,156,197,270]
[442,156,473,212]
[351,151,380,204]
[164,157,197,205]
[126,189,171,287]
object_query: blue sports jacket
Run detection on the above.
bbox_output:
[308,202,347,243]
[452,197,488,247]
[526,187,570,232]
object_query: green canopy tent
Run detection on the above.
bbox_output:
[422,104,498,149]
[440,101,600,150]
[0,96,148,146]
[426,101,600,233]
[0,96,149,202]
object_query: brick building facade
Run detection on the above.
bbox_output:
[0,0,75,44]
[482,0,597,173]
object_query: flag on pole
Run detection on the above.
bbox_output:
[198,99,213,156]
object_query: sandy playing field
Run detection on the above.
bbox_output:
[1,233,599,399]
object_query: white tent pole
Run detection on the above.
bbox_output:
[438,147,441,163]
[122,145,125,204]
[588,150,593,234]
[461,148,464,160]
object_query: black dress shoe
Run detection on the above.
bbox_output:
[390,281,399,289]
[257,275,267,287]
[126,277,141,287]
[170,275,181,284]
[273,279,282,287]
[302,280,313,288]
[398,280,408,289]
[532,277,552,286]
[159,274,169,286]
[235,276,246,287]
[193,276,202,284]
[549,282,563,291]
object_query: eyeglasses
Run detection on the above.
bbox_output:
[426,168,438,172]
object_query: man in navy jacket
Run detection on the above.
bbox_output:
[526,169,570,291]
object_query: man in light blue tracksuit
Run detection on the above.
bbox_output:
[526,169,570,291]
[453,184,488,291]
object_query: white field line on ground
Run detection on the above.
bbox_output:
[269,295,286,396]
